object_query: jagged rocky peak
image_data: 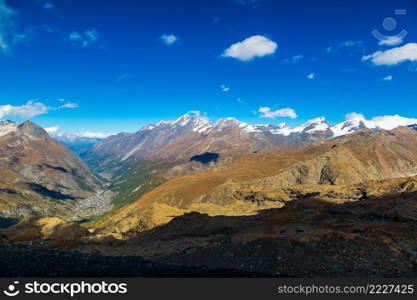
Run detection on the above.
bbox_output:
[331,118,367,137]
[17,120,50,139]
[213,117,246,130]
[292,116,331,133]
[142,111,211,132]
[172,111,210,128]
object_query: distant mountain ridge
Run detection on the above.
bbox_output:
[46,129,107,155]
[83,112,417,177]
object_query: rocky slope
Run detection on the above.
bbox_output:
[3,175,417,277]
[92,127,417,237]
[0,120,104,218]
[87,175,417,277]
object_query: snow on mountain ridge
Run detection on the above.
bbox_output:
[126,113,417,139]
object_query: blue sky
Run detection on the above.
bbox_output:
[1,0,417,135]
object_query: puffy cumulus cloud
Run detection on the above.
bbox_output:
[0,101,48,119]
[160,34,178,46]
[258,106,297,119]
[222,35,277,61]
[362,43,417,66]
[378,35,403,47]
[306,73,315,79]
[69,29,99,48]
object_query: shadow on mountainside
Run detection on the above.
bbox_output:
[92,190,417,277]
[1,189,417,277]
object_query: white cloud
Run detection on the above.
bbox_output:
[283,54,303,63]
[326,40,363,53]
[222,35,277,61]
[0,0,27,54]
[0,101,48,119]
[382,75,393,81]
[0,100,79,120]
[307,73,315,79]
[378,36,403,47]
[362,43,417,66]
[58,102,78,109]
[345,112,365,121]
[77,131,110,139]
[69,29,99,48]
[258,106,297,119]
[220,85,230,92]
[45,126,59,134]
[235,97,242,103]
[45,127,111,139]
[160,34,178,46]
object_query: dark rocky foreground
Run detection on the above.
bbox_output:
[0,245,263,277]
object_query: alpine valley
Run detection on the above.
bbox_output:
[1,113,417,277]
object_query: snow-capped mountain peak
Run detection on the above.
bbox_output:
[172,112,210,128]
[292,117,331,133]
[331,118,366,137]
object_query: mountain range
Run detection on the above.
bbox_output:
[84,112,417,177]
[1,113,417,277]
[78,112,417,208]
